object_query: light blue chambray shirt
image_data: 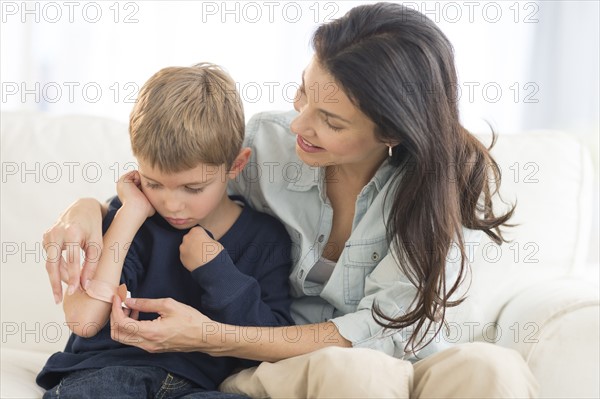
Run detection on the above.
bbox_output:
[229,110,482,359]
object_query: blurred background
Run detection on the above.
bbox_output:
[1,0,599,262]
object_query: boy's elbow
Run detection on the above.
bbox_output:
[66,317,106,338]
[64,310,106,338]
[63,294,110,338]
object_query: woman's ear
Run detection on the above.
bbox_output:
[227,147,251,179]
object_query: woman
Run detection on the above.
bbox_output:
[43,3,538,397]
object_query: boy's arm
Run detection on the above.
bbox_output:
[63,205,146,337]
[63,171,153,338]
[193,248,293,326]
[181,221,293,327]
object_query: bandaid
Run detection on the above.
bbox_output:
[85,280,130,307]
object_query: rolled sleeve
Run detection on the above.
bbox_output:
[331,228,479,358]
[331,251,419,358]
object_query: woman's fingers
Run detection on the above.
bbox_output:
[123,297,178,316]
[110,296,210,353]
[110,296,144,347]
[42,224,86,301]
[43,230,66,303]
[42,198,105,304]
[80,234,103,289]
[64,238,81,297]
[59,258,70,283]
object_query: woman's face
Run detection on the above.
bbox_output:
[291,57,388,169]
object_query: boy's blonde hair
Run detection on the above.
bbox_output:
[130,63,244,172]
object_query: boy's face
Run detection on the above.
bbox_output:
[137,159,230,230]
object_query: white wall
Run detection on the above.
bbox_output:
[1,0,598,262]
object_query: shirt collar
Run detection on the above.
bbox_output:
[369,158,396,194]
[287,158,396,196]
[286,162,322,192]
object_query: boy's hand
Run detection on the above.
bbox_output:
[180,227,224,272]
[117,171,155,219]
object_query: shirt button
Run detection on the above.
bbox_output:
[371,252,380,261]
[318,234,325,243]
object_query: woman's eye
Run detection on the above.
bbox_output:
[324,118,343,132]
[295,86,306,101]
[327,123,342,132]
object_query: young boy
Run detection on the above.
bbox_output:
[36,63,294,398]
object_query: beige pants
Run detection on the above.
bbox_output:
[219,342,539,398]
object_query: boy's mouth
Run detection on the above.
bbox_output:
[165,217,192,226]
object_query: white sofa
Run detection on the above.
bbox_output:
[1,111,598,398]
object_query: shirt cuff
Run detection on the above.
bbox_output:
[331,308,411,358]
[191,251,254,303]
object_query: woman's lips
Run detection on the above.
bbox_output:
[296,135,325,153]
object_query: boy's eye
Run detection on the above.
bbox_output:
[185,187,203,194]
[145,182,160,189]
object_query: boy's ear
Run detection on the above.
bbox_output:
[227,147,251,179]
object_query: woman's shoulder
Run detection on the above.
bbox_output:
[244,110,298,148]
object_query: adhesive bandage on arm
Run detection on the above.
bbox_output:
[84,280,130,306]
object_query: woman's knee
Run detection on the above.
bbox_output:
[308,347,413,398]
[309,346,406,372]
[414,342,539,398]
[451,342,528,374]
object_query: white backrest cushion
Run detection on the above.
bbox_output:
[1,112,594,351]
[1,111,132,352]
[445,131,594,343]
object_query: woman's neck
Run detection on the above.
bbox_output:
[326,153,387,190]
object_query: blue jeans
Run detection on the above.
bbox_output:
[43,366,249,399]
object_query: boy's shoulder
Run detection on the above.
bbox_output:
[107,195,122,211]
[230,195,289,241]
[102,196,122,231]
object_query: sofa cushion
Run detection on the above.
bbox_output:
[1,348,49,398]
[496,279,600,399]
[445,132,594,342]
[1,111,132,353]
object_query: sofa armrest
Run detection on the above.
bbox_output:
[495,279,599,399]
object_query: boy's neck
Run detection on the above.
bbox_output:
[200,195,242,240]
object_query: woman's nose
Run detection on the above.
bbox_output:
[290,106,314,137]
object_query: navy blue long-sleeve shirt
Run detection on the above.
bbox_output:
[37,196,294,391]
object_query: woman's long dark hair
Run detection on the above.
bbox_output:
[313,2,514,353]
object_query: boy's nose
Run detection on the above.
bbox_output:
[163,194,184,213]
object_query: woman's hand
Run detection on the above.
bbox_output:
[42,198,105,304]
[110,296,223,354]
[179,227,224,272]
[110,296,351,362]
[116,170,155,219]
